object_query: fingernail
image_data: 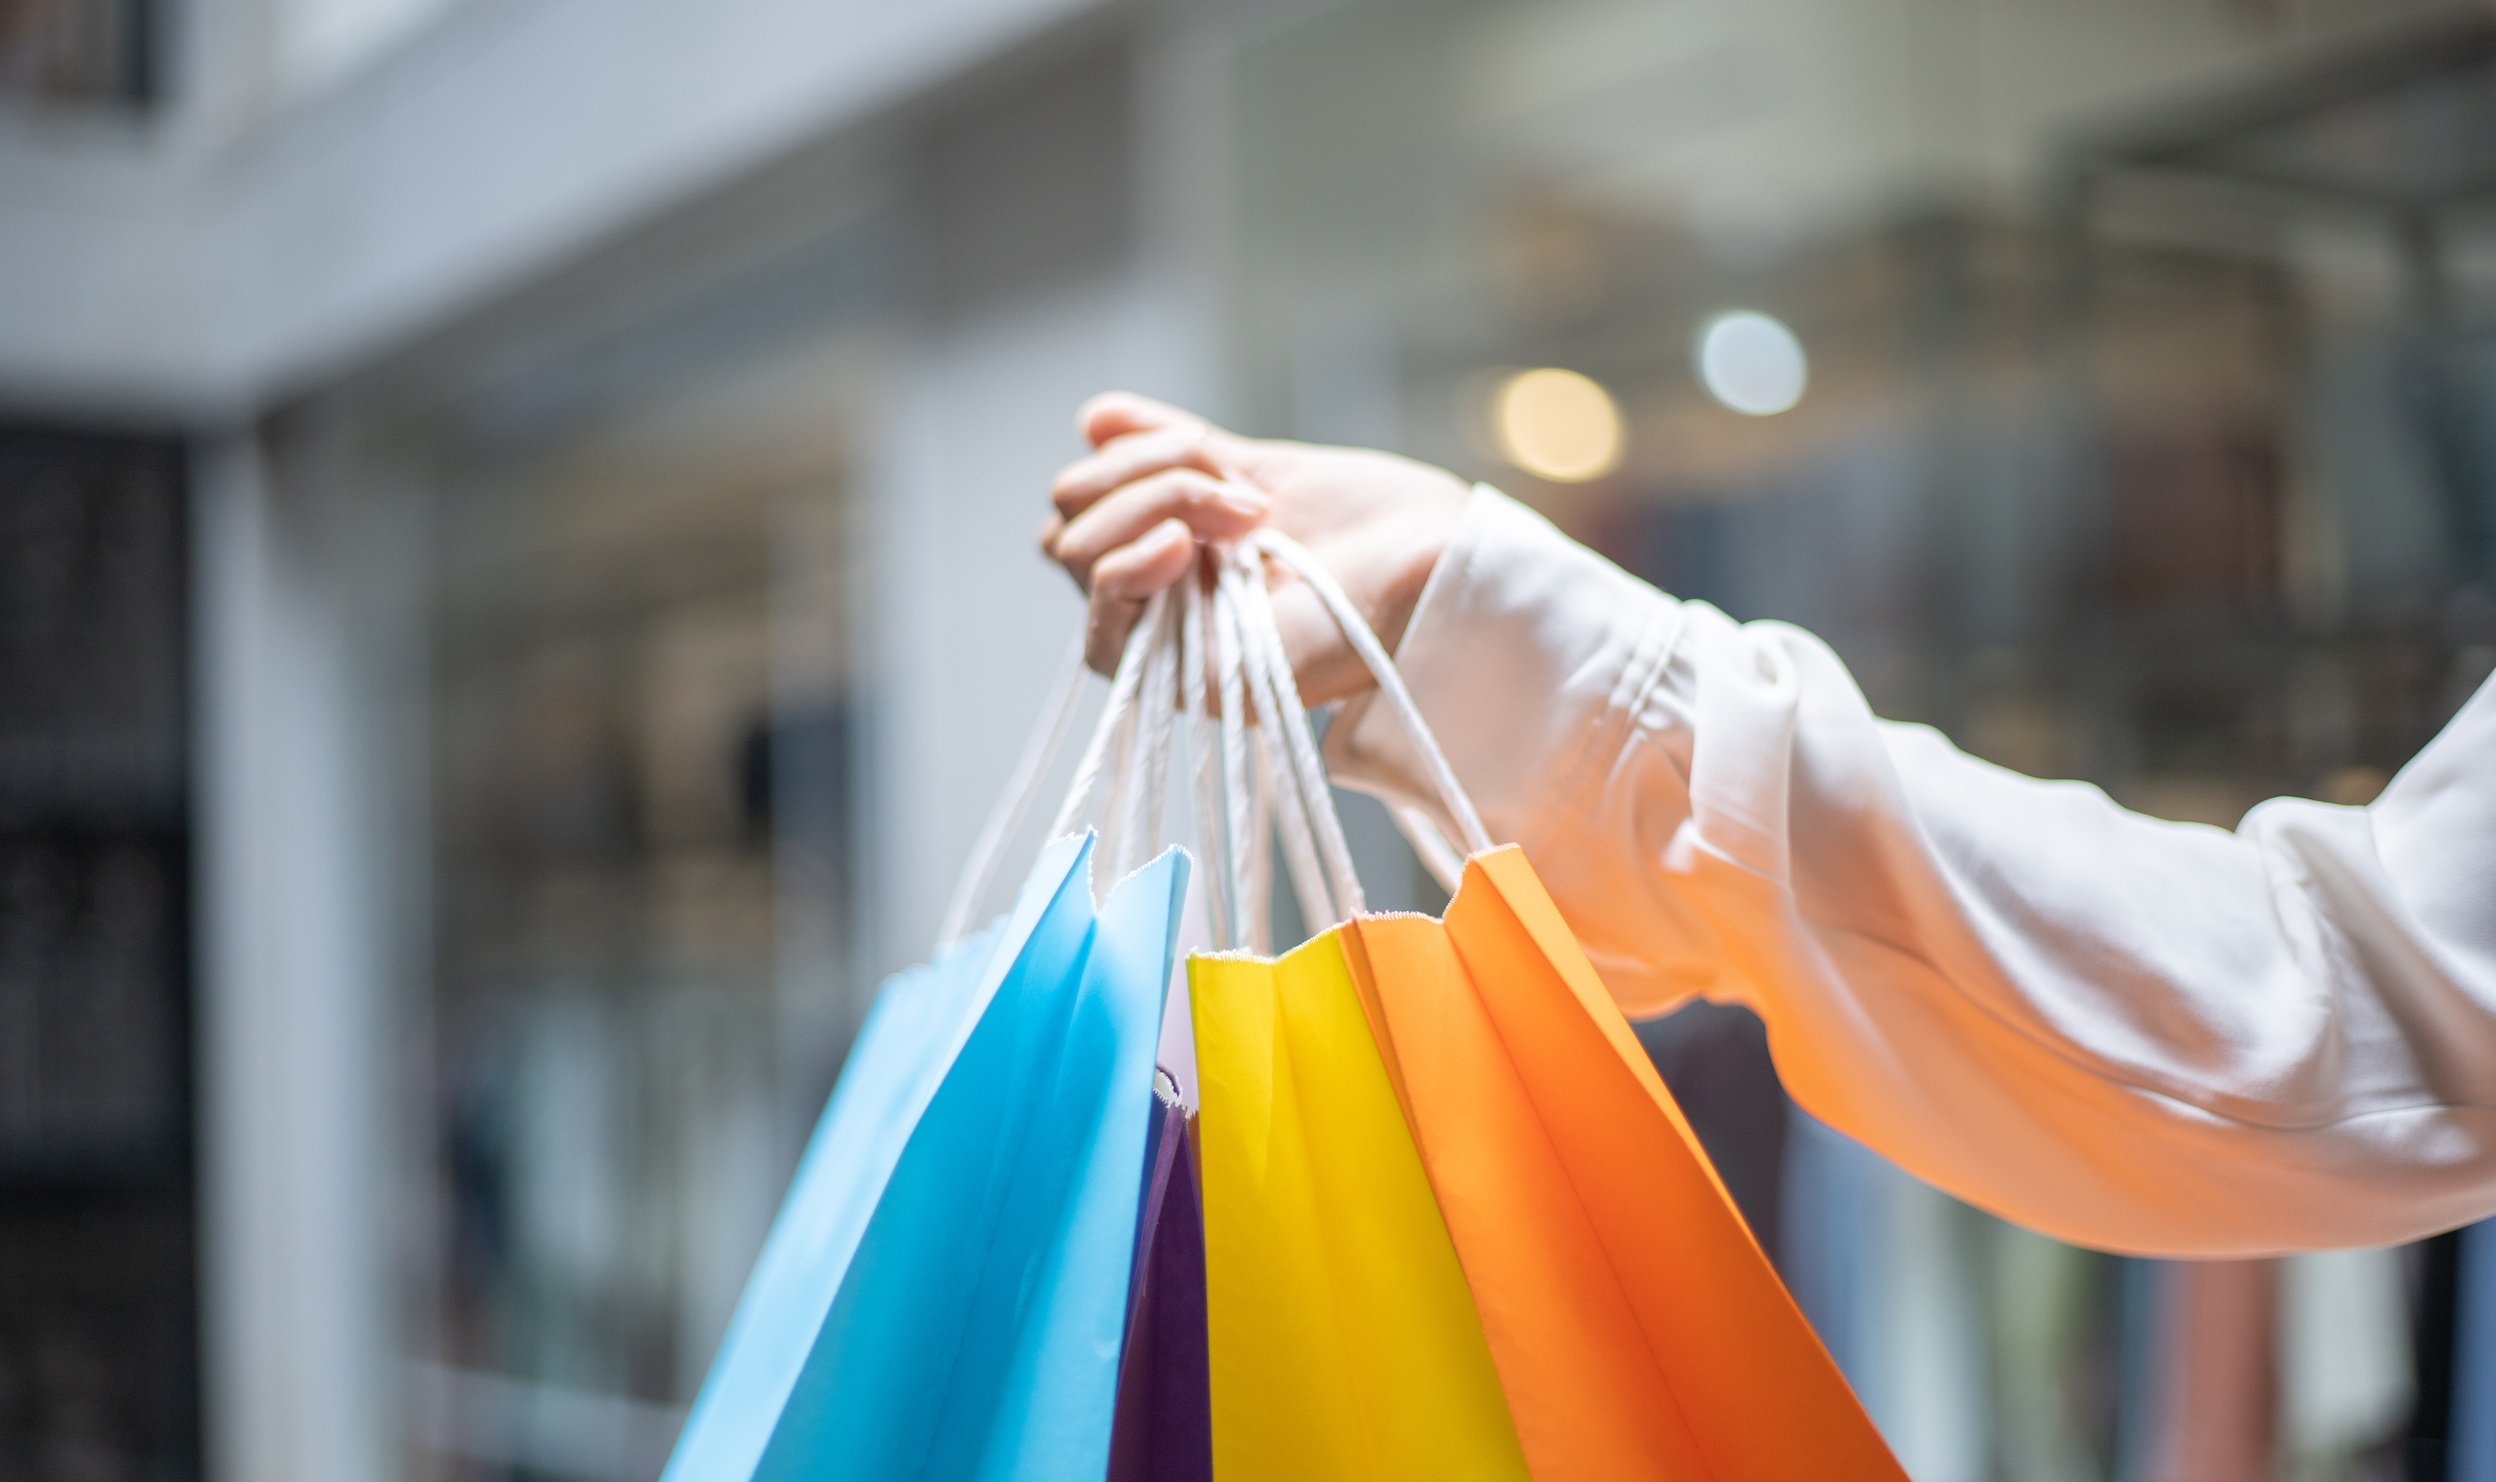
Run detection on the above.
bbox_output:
[1217,483,1269,519]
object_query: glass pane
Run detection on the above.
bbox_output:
[411,327,867,1477]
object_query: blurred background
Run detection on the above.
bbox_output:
[3,0,2494,1477]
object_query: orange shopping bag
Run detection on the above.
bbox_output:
[1221,526,1902,1482]
[1342,847,1905,1481]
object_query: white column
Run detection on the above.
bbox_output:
[861,271,1213,979]
[193,428,400,1482]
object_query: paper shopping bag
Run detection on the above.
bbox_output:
[668,834,1183,1481]
[757,839,1185,1481]
[661,831,1094,1482]
[1343,846,1903,1481]
[1191,930,1529,1481]
[1108,1086,1212,1482]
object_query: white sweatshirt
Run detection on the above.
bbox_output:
[1325,485,2496,1257]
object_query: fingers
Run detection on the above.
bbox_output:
[1051,424,1223,522]
[1077,390,1207,448]
[1049,468,1269,589]
[1055,393,1272,677]
[1083,519,1196,674]
[1072,542,1373,704]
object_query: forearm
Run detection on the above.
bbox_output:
[1330,486,2496,1254]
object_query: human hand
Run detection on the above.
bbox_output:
[1041,392,1470,705]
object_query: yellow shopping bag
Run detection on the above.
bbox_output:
[1190,930,1529,1482]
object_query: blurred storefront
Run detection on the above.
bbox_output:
[1211,8,2493,1481]
[3,0,2493,1479]
[1207,5,2496,1479]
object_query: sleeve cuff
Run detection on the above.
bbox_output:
[1322,483,1686,861]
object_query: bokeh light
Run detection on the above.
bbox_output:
[1491,367,1625,482]
[1695,310,1808,416]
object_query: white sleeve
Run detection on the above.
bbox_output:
[1326,484,2496,1256]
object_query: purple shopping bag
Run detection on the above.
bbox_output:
[1108,1080,1211,1482]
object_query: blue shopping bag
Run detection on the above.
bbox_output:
[667,589,1203,1481]
[661,831,1103,1482]
[663,829,1186,1481]
[760,836,1184,1478]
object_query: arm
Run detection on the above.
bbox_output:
[1329,485,2496,1256]
[1044,393,2496,1256]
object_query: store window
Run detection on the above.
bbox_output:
[1219,1,2496,1474]
[404,310,874,1479]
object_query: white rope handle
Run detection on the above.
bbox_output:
[936,635,1088,950]
[1108,591,1184,879]
[1104,599,1158,875]
[1247,528,1494,855]
[939,504,1494,955]
[1195,520,1499,935]
[1210,562,1264,952]
[1197,542,1365,942]
[1228,546,1365,925]
[1047,587,1169,845]
[1092,669,1145,878]
[1217,556,1328,933]
[1181,569,1237,950]
[936,588,1170,953]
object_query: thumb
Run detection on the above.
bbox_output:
[1266,576,1370,708]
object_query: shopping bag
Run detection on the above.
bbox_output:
[664,584,1217,1482]
[756,836,1184,1479]
[660,831,1095,1482]
[1344,848,1905,1480]
[1107,1083,1213,1482]
[1191,929,1531,1480]
[1195,527,1900,1481]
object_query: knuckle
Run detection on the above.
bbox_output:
[1100,535,1179,598]
[1092,551,1143,597]
[1054,513,1107,563]
[1119,425,1205,475]
[1159,427,1218,475]
[1147,466,1215,505]
[1186,474,1243,514]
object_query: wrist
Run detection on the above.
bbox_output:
[1369,474,1471,656]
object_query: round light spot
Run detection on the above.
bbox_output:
[1491,367,1624,482]
[1695,310,1807,416]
